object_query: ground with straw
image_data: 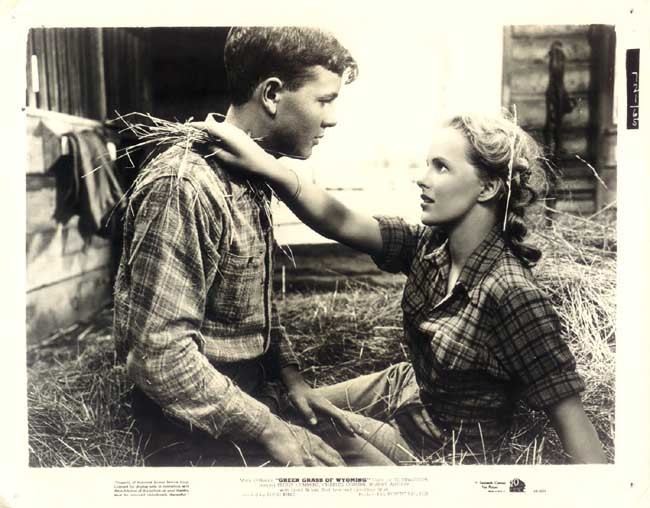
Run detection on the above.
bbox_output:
[27,207,615,467]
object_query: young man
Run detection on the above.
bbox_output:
[113,27,394,466]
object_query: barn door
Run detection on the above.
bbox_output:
[502,25,617,214]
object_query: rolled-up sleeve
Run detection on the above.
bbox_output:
[371,216,426,274]
[494,286,585,410]
[123,177,272,441]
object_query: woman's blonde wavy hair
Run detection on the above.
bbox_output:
[446,111,552,267]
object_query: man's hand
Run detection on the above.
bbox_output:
[259,416,346,466]
[281,366,358,436]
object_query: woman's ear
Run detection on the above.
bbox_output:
[259,77,283,117]
[477,176,503,203]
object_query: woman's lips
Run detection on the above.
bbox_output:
[420,194,434,209]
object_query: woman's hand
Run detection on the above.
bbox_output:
[193,115,280,180]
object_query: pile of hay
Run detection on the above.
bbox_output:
[27,311,144,467]
[26,208,615,467]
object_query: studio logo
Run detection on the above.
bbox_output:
[509,478,526,493]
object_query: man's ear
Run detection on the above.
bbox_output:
[477,176,503,203]
[259,77,284,117]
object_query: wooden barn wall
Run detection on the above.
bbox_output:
[102,28,153,117]
[502,25,617,214]
[26,27,152,344]
[26,28,106,120]
[26,110,113,344]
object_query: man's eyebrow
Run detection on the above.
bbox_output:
[319,92,339,100]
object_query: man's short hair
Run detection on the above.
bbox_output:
[224,27,358,105]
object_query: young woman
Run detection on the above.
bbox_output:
[198,112,606,464]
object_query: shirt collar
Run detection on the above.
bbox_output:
[422,227,450,267]
[423,225,505,303]
[457,225,505,301]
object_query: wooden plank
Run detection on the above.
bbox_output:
[26,214,90,253]
[105,28,122,117]
[510,35,591,63]
[65,29,82,117]
[26,266,112,345]
[557,177,596,192]
[509,63,591,95]
[511,25,590,37]
[600,128,617,168]
[25,108,104,175]
[526,125,590,154]
[598,167,617,206]
[561,135,589,159]
[555,163,595,179]
[516,97,590,129]
[26,176,119,237]
[77,28,90,119]
[26,106,104,129]
[130,31,142,112]
[26,175,57,233]
[555,198,596,214]
[26,116,61,175]
[26,29,37,108]
[510,90,589,104]
[93,28,108,120]
[27,226,111,291]
[31,28,49,110]
[44,29,60,113]
[55,29,71,115]
[102,28,116,116]
[118,29,130,111]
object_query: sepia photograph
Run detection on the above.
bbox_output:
[3,0,649,505]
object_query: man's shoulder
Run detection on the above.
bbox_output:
[146,145,220,180]
[134,144,234,199]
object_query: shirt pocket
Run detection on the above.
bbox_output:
[211,250,265,323]
[426,328,483,373]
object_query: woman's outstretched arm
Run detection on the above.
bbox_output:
[199,119,383,257]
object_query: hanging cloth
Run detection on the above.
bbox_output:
[54,129,124,239]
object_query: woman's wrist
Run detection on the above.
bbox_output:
[263,159,302,201]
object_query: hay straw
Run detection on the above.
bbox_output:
[27,208,615,466]
[27,320,144,467]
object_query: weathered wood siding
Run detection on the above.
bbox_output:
[25,27,153,344]
[502,25,617,214]
[102,28,153,117]
[27,28,107,120]
[26,110,113,343]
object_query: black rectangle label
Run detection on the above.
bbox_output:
[626,49,640,129]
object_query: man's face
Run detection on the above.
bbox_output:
[270,65,343,159]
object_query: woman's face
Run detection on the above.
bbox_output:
[418,126,485,227]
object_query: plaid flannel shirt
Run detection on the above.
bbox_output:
[113,145,298,442]
[372,216,585,444]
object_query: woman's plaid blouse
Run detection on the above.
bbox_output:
[372,216,585,445]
